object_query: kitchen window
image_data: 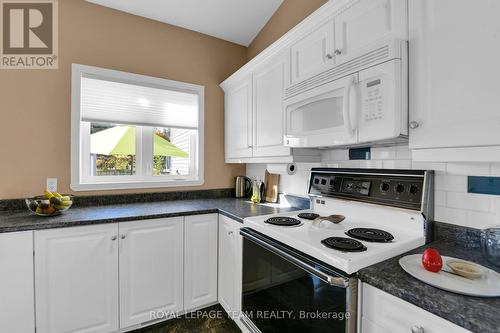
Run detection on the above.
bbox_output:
[71,64,204,191]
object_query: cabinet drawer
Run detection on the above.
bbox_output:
[362,283,471,333]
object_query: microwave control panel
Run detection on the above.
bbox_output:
[362,77,385,122]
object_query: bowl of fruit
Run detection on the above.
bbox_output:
[26,191,73,216]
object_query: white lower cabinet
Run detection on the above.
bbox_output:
[184,214,218,311]
[119,218,184,328]
[35,224,119,333]
[218,215,242,316]
[361,283,472,333]
[0,231,35,333]
[34,214,218,333]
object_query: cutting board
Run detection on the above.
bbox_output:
[264,171,280,203]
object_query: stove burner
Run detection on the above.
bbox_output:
[346,228,394,243]
[297,213,320,220]
[265,216,302,226]
[321,237,367,252]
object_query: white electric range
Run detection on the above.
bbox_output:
[239,168,434,333]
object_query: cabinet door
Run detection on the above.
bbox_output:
[119,218,183,328]
[362,283,472,333]
[218,215,242,314]
[0,232,35,333]
[335,0,407,62]
[35,224,119,333]
[409,0,500,149]
[184,214,218,311]
[225,77,253,160]
[290,19,335,85]
[253,54,291,157]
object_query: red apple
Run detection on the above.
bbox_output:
[422,248,443,272]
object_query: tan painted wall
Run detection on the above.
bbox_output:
[247,0,328,60]
[0,0,247,199]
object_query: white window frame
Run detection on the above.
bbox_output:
[71,64,204,191]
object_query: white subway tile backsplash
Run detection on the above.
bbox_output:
[490,163,500,176]
[322,149,349,161]
[411,161,447,173]
[371,146,396,160]
[435,206,467,227]
[339,161,361,168]
[446,192,491,212]
[382,159,412,169]
[395,145,412,160]
[447,162,490,176]
[246,144,500,229]
[435,175,468,192]
[466,211,497,229]
[358,160,383,168]
[434,190,446,206]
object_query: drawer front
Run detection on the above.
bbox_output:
[362,283,471,333]
[361,317,390,333]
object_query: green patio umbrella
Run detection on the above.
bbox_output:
[90,126,188,157]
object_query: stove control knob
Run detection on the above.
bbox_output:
[409,185,419,195]
[395,184,405,194]
[380,183,390,192]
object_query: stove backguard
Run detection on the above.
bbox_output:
[308,168,434,242]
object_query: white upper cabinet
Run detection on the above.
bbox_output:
[119,218,184,328]
[221,0,412,157]
[335,0,408,62]
[290,19,335,85]
[409,0,500,154]
[184,214,218,311]
[253,53,291,157]
[0,232,35,333]
[225,77,253,160]
[35,224,119,333]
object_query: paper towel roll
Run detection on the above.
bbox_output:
[266,163,297,175]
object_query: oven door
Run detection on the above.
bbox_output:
[240,228,357,333]
[284,74,359,148]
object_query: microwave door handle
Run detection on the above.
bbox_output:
[342,76,356,136]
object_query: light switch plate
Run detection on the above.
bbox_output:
[46,178,58,192]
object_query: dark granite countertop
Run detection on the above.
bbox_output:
[358,239,500,333]
[0,198,303,233]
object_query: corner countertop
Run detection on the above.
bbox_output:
[0,198,303,233]
[358,240,500,333]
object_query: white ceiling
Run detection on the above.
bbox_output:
[86,0,284,46]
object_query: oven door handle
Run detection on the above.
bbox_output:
[241,230,350,288]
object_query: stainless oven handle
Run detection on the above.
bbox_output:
[242,231,349,288]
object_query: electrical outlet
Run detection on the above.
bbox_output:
[46,178,58,192]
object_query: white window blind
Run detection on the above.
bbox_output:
[80,76,199,129]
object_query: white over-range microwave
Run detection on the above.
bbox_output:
[284,39,408,148]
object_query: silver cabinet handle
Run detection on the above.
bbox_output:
[121,234,126,239]
[410,121,420,129]
[334,49,342,56]
[325,53,333,59]
[411,326,424,333]
[111,235,117,241]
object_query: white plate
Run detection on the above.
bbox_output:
[399,254,500,297]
